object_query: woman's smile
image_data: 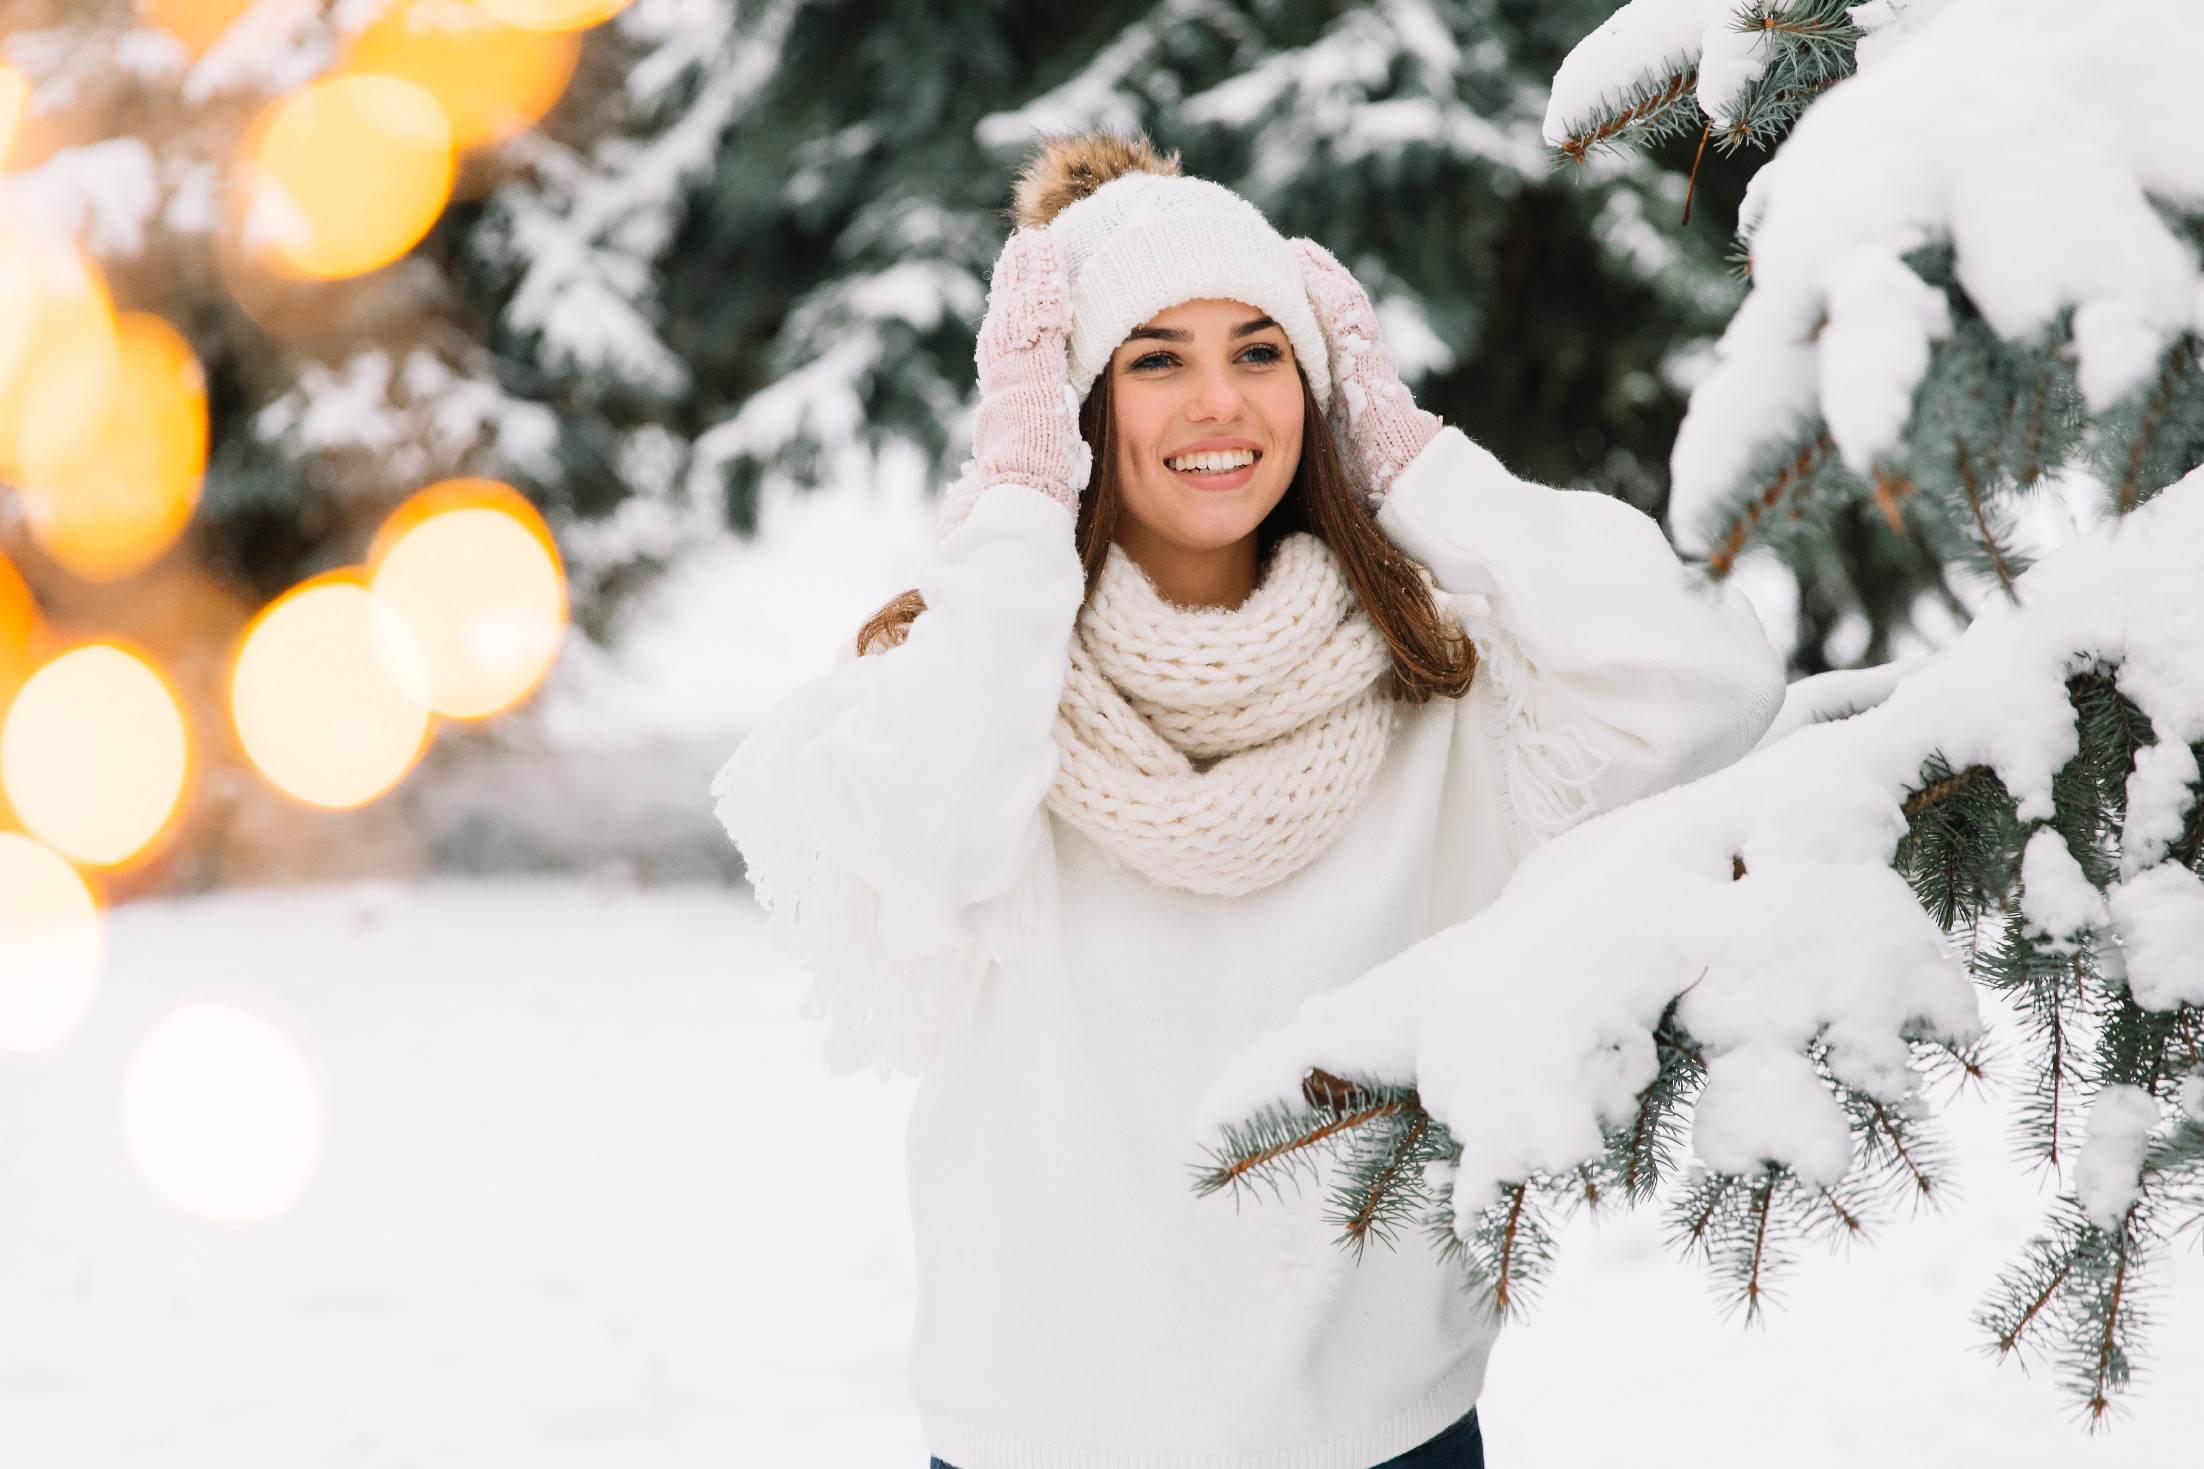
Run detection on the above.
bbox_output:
[1163,437,1263,491]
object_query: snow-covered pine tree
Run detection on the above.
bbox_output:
[468,0,1749,625]
[1195,0,2204,1421]
[1544,0,2198,674]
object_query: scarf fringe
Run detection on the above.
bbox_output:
[1455,601,1611,842]
[712,656,1033,1075]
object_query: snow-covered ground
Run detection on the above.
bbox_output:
[1,880,2197,1466]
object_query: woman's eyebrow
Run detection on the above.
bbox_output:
[1230,316,1281,339]
[1127,326,1191,343]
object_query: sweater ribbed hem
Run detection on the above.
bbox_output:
[919,1351,1488,1469]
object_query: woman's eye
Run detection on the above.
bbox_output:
[1240,342,1284,365]
[1129,351,1177,371]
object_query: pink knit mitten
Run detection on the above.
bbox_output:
[972,229,1091,514]
[1293,238,1442,506]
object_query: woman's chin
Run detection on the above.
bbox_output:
[1148,509,1269,553]
[1129,480,1288,549]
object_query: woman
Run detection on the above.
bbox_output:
[717,135,1784,1469]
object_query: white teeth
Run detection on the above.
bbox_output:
[1169,449,1255,474]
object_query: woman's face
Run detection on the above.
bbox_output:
[1104,298,1305,559]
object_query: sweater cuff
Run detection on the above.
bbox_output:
[949,479,1079,548]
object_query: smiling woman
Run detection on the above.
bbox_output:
[860,296,1473,703]
[718,133,1785,1469]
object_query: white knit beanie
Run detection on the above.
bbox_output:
[1013,137,1331,411]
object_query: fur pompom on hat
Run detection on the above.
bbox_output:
[1007,134,1331,410]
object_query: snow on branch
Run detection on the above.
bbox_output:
[486,0,796,397]
[974,0,1246,149]
[1667,0,2204,561]
[255,347,559,494]
[977,0,1546,188]
[1196,466,2204,1411]
[1544,0,1864,163]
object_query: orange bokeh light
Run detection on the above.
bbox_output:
[345,0,580,150]
[138,1,260,57]
[476,0,632,31]
[0,552,36,705]
[369,480,567,720]
[1,644,190,868]
[245,74,455,280]
[231,575,433,810]
[15,312,207,583]
[0,66,27,167]
[0,832,102,1054]
[0,230,120,483]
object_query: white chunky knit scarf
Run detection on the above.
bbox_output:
[1047,534,1397,895]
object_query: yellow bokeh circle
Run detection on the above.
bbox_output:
[121,1003,325,1225]
[0,230,119,484]
[247,74,455,280]
[476,0,632,31]
[0,833,102,1054]
[1,644,190,868]
[345,0,581,149]
[138,1,259,57]
[370,481,567,720]
[16,312,208,583]
[232,576,433,810]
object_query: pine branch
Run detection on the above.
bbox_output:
[2082,1212,2137,1424]
[1981,1243,2072,1358]
[1552,62,1700,165]
[1915,1034,1991,1094]
[1703,433,1836,576]
[1896,757,2017,930]
[1329,1103,1440,1258]
[1740,1171,1779,1321]
[1955,443,2020,595]
[1493,1183,1529,1311]
[1710,1,1862,154]
[1193,1071,1423,1198]
[1605,998,1706,1202]
[1978,1199,2161,1420]
[1459,1180,1561,1320]
[2118,344,2188,514]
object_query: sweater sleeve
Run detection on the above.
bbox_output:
[1376,427,1784,843]
[712,482,1085,1071]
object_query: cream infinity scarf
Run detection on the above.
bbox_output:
[1046,534,1397,895]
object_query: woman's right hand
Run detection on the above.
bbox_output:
[972,229,1091,516]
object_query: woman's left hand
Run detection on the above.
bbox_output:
[1293,239,1442,507]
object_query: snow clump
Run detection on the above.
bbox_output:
[2074,1085,2162,1228]
[1198,466,2204,1226]
[1665,0,2204,547]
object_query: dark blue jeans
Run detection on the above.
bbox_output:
[930,1406,1483,1469]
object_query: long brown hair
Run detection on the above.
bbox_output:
[857,370,1475,704]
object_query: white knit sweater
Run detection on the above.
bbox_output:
[716,427,1785,1469]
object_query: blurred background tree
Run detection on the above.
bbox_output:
[461,0,1751,630]
[6,0,1752,630]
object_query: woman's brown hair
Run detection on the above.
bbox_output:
[856,369,1475,705]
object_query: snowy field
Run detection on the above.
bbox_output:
[0,879,2197,1467]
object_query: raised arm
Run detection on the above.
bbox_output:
[795,483,1082,960]
[714,232,1090,1067]
[1291,237,1782,840]
[1380,429,1785,832]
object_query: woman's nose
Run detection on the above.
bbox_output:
[1185,365,1243,422]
